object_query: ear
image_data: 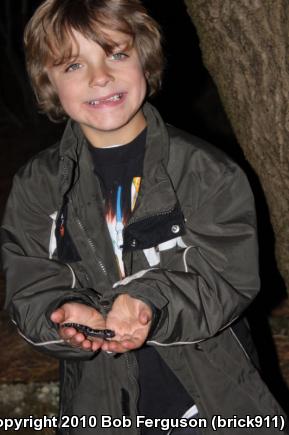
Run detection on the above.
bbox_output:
[144,71,150,80]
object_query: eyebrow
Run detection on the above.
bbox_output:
[51,55,79,67]
[111,42,132,52]
[103,34,133,50]
[50,34,133,67]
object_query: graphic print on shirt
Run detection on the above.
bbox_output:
[89,127,146,278]
[106,176,141,277]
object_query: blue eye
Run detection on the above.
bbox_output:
[110,52,128,61]
[65,63,82,72]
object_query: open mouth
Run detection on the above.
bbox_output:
[88,93,124,106]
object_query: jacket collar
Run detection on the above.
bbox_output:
[59,120,84,161]
[58,102,181,223]
[58,102,169,161]
[127,103,177,225]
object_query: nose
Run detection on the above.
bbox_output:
[88,64,114,88]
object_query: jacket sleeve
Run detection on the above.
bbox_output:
[1,172,102,360]
[113,163,260,345]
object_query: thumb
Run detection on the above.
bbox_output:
[139,308,151,325]
[50,307,66,324]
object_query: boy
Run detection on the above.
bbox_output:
[1,0,287,434]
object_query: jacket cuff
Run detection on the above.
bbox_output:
[147,303,161,340]
[113,271,169,310]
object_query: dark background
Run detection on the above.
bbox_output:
[0,0,288,414]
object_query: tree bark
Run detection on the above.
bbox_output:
[184,0,289,292]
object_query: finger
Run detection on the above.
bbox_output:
[139,310,151,325]
[91,340,103,352]
[101,340,128,353]
[63,334,101,352]
[102,337,140,353]
[69,332,87,346]
[120,339,140,350]
[50,308,65,324]
[81,339,94,351]
[58,326,78,340]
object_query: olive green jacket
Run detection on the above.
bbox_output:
[1,104,287,434]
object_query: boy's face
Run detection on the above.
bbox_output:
[47,29,147,147]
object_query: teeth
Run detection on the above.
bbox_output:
[89,94,122,105]
[108,94,122,101]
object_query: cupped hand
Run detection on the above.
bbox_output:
[51,302,106,352]
[101,294,152,354]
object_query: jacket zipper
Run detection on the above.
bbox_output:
[61,156,109,279]
[127,206,175,227]
[75,215,108,277]
[123,253,141,433]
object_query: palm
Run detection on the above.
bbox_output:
[51,302,106,352]
[102,294,152,353]
[58,302,105,329]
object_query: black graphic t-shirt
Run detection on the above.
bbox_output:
[88,129,194,433]
[89,129,145,277]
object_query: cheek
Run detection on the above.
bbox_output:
[56,85,78,110]
[124,56,146,87]
[130,67,147,96]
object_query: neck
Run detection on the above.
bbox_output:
[81,109,147,148]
